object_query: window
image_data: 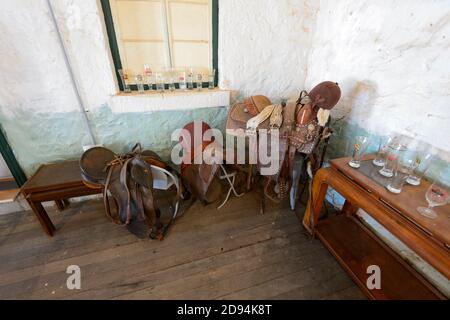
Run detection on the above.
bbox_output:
[101,0,218,90]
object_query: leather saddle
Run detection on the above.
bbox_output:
[180,121,244,205]
[80,143,176,239]
[225,81,341,202]
[180,121,222,204]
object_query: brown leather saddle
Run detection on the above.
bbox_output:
[226,81,341,203]
[80,143,178,239]
[180,121,245,206]
[180,122,222,204]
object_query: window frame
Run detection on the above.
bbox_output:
[100,0,219,91]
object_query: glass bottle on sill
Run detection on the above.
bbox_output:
[196,73,203,91]
[118,69,131,93]
[135,74,145,94]
[143,64,154,91]
[208,69,216,90]
[167,68,176,92]
[178,70,187,91]
[187,67,194,90]
[155,72,165,93]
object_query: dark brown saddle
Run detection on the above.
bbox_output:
[80,143,178,239]
[226,81,341,203]
[180,121,245,206]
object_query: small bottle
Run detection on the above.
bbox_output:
[168,68,176,92]
[118,69,131,93]
[208,69,215,90]
[143,64,154,90]
[135,74,145,94]
[196,73,203,91]
[187,67,194,90]
[178,70,187,90]
[156,72,165,92]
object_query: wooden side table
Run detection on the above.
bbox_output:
[303,156,449,300]
[21,160,101,236]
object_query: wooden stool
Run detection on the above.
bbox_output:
[21,160,101,236]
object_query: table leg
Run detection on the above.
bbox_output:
[342,200,358,217]
[26,199,55,237]
[302,168,330,233]
[63,198,70,208]
[55,199,65,211]
[246,164,253,190]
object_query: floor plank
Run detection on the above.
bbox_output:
[0,193,364,299]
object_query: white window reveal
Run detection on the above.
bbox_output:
[109,0,213,80]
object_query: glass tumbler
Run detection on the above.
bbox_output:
[178,70,187,90]
[135,74,145,93]
[187,67,194,90]
[155,72,165,92]
[379,143,405,178]
[208,69,216,89]
[386,156,416,194]
[196,72,203,90]
[406,152,433,186]
[348,136,371,169]
[143,64,154,90]
[118,69,131,93]
[167,69,176,92]
[373,136,393,167]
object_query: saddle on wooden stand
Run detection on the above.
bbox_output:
[80,143,181,239]
[226,81,341,209]
[180,121,245,208]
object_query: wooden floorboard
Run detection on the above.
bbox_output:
[0,193,365,299]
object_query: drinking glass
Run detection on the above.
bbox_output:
[143,64,154,90]
[155,72,165,92]
[196,72,203,90]
[135,74,145,93]
[386,156,416,194]
[348,136,371,169]
[373,136,393,167]
[417,180,450,219]
[118,69,131,93]
[406,151,434,186]
[187,67,194,90]
[379,142,405,178]
[178,70,187,90]
[167,69,176,92]
[208,69,216,89]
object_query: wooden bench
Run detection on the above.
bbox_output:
[21,160,101,236]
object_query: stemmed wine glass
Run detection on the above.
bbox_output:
[417,180,450,219]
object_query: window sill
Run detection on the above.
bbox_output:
[109,89,230,113]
